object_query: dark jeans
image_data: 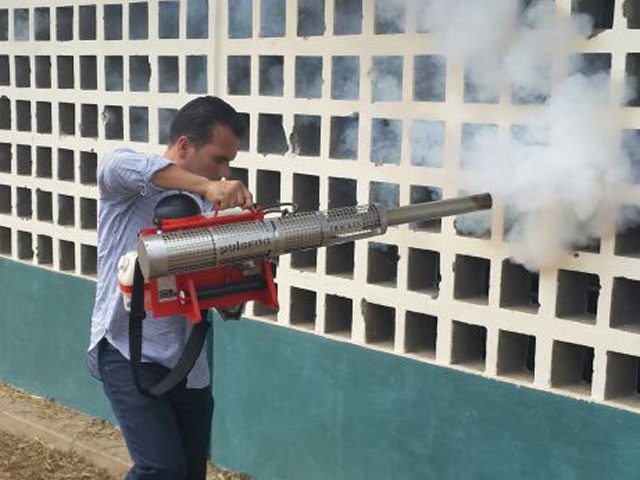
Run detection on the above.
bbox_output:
[98,339,213,480]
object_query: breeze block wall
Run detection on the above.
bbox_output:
[2,1,640,480]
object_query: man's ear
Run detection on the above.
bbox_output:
[175,136,191,158]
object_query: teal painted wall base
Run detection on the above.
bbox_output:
[2,258,640,480]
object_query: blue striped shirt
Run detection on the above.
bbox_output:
[87,148,210,389]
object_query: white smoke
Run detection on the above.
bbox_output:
[420,0,639,270]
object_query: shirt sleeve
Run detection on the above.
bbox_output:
[99,150,174,199]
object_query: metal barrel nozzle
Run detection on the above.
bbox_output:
[384,193,492,227]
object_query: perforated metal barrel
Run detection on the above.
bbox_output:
[138,194,492,279]
[138,204,386,279]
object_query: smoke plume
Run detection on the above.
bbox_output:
[420,0,639,270]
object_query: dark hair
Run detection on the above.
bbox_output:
[169,96,244,146]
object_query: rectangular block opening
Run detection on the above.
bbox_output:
[57,149,75,182]
[237,112,250,152]
[464,70,499,104]
[0,143,10,173]
[80,56,97,90]
[36,56,51,88]
[256,170,281,206]
[129,2,149,40]
[36,190,53,222]
[290,287,316,329]
[57,194,75,226]
[414,55,446,102]
[186,56,207,94]
[375,0,405,34]
[80,198,97,230]
[605,351,640,408]
[571,53,612,81]
[410,120,445,167]
[129,56,151,92]
[325,294,352,338]
[17,231,33,261]
[0,227,11,255]
[104,106,124,140]
[79,5,97,40]
[34,8,50,41]
[454,255,491,305]
[159,1,180,39]
[16,100,32,132]
[257,114,288,155]
[58,102,75,136]
[622,130,640,183]
[0,55,8,85]
[326,242,354,278]
[363,301,395,350]
[291,174,320,271]
[556,269,600,324]
[259,56,284,96]
[330,115,359,160]
[105,56,123,91]
[81,244,97,276]
[57,56,74,89]
[17,145,31,176]
[253,283,278,320]
[405,311,437,359]
[15,56,30,88]
[227,56,251,96]
[500,260,540,313]
[551,341,594,395]
[0,97,11,130]
[158,108,178,145]
[0,185,11,214]
[455,210,492,239]
[295,56,322,99]
[80,152,97,185]
[572,0,615,31]
[229,167,249,187]
[334,0,362,35]
[610,277,640,333]
[371,118,402,165]
[291,115,321,157]
[615,207,640,257]
[14,9,29,41]
[187,0,209,38]
[260,0,286,37]
[0,10,6,41]
[329,177,357,209]
[130,107,149,143]
[367,242,399,287]
[332,56,360,100]
[16,188,32,219]
[407,248,440,296]
[626,54,640,107]
[511,57,551,105]
[36,147,52,178]
[228,0,253,39]
[37,235,53,265]
[298,0,325,37]
[497,330,536,382]
[56,6,73,41]
[625,0,640,28]
[59,240,75,271]
[371,56,403,102]
[409,185,442,232]
[451,320,487,371]
[104,4,123,40]
[369,181,399,209]
[159,56,179,93]
[81,104,98,138]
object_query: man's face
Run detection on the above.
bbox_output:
[182,123,240,180]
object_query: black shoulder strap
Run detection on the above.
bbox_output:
[129,260,210,397]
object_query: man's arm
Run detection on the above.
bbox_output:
[152,165,253,209]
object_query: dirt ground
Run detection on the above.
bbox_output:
[0,383,251,480]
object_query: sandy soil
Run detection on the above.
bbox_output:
[0,383,251,480]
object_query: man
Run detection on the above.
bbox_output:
[87,96,253,480]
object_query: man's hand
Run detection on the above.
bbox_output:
[204,179,254,210]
